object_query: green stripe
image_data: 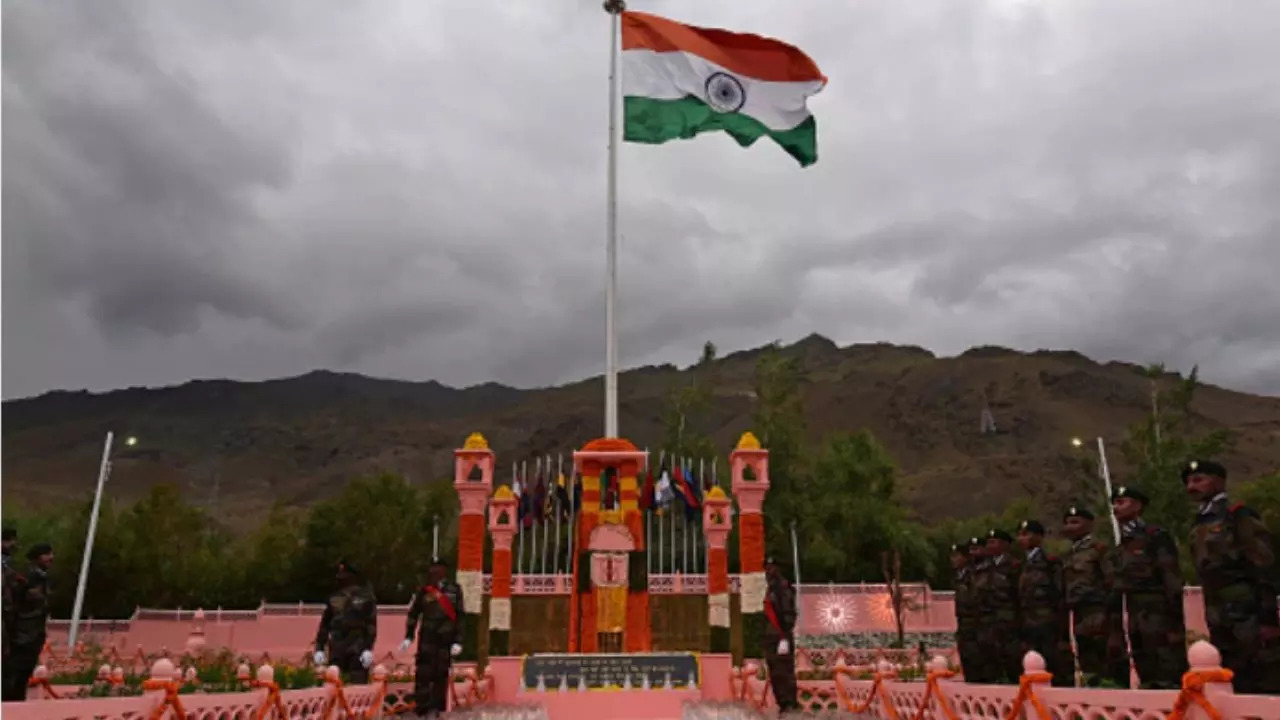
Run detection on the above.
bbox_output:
[624,95,818,168]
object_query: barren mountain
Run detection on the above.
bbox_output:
[4,336,1278,527]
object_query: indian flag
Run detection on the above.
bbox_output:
[621,11,827,167]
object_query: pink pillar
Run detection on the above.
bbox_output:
[730,432,771,661]
[487,487,518,656]
[703,487,733,654]
[454,433,495,662]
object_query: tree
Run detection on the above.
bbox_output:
[785,430,932,583]
[752,343,808,559]
[659,341,719,463]
[1235,472,1280,560]
[882,549,920,648]
[1119,366,1233,543]
[923,496,1039,589]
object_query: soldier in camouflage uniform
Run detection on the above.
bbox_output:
[974,529,1022,683]
[763,557,798,712]
[2,542,53,702]
[2,528,17,667]
[1015,521,1072,686]
[1061,506,1128,687]
[313,560,379,684]
[1107,486,1187,689]
[951,539,981,681]
[1184,459,1280,695]
[404,558,464,717]
[965,540,994,682]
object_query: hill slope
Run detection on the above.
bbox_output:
[4,336,1278,527]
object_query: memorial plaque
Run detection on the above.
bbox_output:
[520,652,701,690]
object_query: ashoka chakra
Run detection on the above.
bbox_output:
[704,72,746,113]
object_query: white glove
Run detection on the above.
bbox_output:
[313,651,327,666]
[777,640,790,655]
[359,650,374,668]
[399,639,413,652]
[450,643,462,657]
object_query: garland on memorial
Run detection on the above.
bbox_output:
[738,511,767,660]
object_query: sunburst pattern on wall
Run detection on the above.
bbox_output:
[814,593,858,633]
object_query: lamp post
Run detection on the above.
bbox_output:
[1071,434,1136,687]
[68,432,137,648]
[1071,436,1121,544]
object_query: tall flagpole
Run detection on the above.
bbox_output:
[603,0,625,438]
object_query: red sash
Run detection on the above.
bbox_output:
[763,598,783,634]
[426,586,457,622]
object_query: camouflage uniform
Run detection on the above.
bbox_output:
[952,544,982,681]
[3,560,50,702]
[1190,493,1280,695]
[1063,532,1128,687]
[314,581,379,683]
[3,545,14,664]
[406,579,464,715]
[1017,546,1072,686]
[1108,516,1187,689]
[763,567,798,712]
[973,542,1022,683]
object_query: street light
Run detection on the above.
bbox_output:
[1069,436,1121,545]
[68,431,137,648]
[1069,434,1137,687]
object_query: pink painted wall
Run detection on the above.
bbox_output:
[795,585,1213,636]
[47,583,1223,660]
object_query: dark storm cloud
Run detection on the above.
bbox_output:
[4,0,1279,399]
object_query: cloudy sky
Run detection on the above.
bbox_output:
[4,0,1279,401]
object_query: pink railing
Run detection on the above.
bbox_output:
[730,641,1280,719]
[7,658,498,717]
[3,659,390,719]
[40,581,1246,663]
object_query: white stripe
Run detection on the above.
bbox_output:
[489,597,512,631]
[622,48,823,132]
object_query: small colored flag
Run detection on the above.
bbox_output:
[655,468,674,513]
[621,11,827,167]
[673,464,701,520]
[555,472,572,518]
[533,472,548,523]
[640,466,656,511]
[517,475,534,529]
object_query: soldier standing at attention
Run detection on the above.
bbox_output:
[313,560,378,683]
[1108,486,1187,689]
[3,542,52,702]
[1061,506,1128,687]
[966,539,996,683]
[1184,459,1280,694]
[976,529,1022,683]
[2,528,17,668]
[1015,520,1071,686]
[403,559,464,718]
[951,539,981,681]
[763,557,798,713]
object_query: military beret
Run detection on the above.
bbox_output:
[2,528,16,542]
[26,542,52,560]
[765,556,789,569]
[336,558,359,575]
[1111,485,1149,504]
[1063,506,1094,520]
[430,557,449,569]
[988,529,1013,543]
[1018,520,1046,535]
[949,540,971,554]
[1181,459,1227,483]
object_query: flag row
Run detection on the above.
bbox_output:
[506,454,726,528]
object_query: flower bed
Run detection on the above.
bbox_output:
[797,631,953,649]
